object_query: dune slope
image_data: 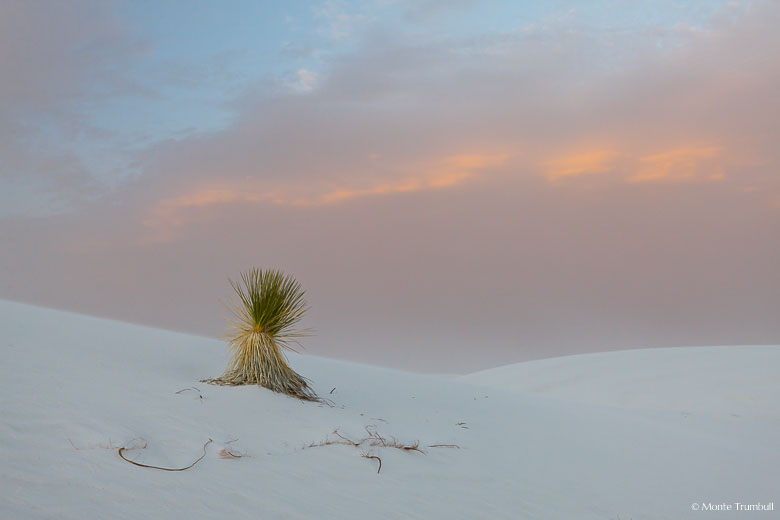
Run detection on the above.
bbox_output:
[1,300,777,519]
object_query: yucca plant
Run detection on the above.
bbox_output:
[202,268,318,401]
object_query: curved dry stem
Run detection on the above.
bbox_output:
[118,439,212,472]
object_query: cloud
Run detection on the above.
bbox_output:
[544,150,619,181]
[0,0,148,215]
[313,0,374,40]
[0,0,139,110]
[113,1,779,248]
[628,147,723,183]
[142,152,510,240]
[290,68,320,92]
[401,0,480,21]
[542,146,728,185]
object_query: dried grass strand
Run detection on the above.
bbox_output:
[118,439,212,472]
[361,454,383,473]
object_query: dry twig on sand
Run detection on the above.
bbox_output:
[175,387,204,403]
[218,448,243,459]
[361,454,382,473]
[118,439,212,472]
[218,438,246,459]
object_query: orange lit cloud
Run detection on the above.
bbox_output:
[306,153,511,206]
[627,146,723,183]
[144,189,281,228]
[544,150,619,181]
[312,154,509,205]
[144,152,510,235]
[543,145,729,186]
[315,178,425,205]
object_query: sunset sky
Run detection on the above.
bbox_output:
[2,0,778,372]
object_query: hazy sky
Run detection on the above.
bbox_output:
[1,0,778,372]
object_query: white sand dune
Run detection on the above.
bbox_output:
[1,299,777,519]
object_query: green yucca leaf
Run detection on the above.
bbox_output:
[228,268,310,341]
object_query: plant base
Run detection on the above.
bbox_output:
[202,331,318,401]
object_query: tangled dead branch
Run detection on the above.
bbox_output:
[118,439,212,471]
[305,426,424,473]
